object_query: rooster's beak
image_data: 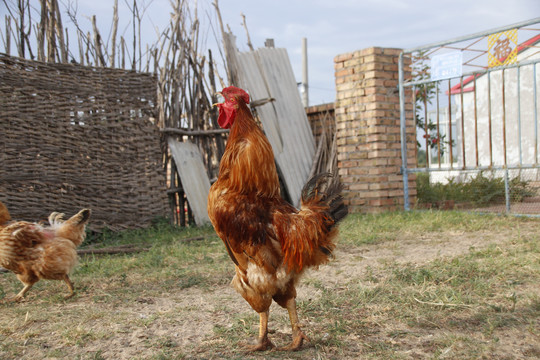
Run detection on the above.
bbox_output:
[213,92,223,107]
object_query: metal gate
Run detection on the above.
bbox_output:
[399,18,540,215]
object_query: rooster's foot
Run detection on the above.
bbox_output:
[278,328,309,351]
[245,336,274,352]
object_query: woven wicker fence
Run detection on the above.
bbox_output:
[0,54,168,231]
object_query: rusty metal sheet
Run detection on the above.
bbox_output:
[233,46,315,206]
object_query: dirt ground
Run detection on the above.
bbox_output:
[1,222,539,359]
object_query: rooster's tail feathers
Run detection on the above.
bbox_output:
[280,173,347,272]
[301,173,348,226]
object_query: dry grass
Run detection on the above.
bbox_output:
[0,211,539,359]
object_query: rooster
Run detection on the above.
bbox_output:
[0,204,91,302]
[207,86,347,351]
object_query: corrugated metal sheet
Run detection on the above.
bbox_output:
[168,139,211,225]
[234,47,315,206]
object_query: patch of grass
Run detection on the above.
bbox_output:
[70,225,233,302]
[213,313,257,340]
[0,211,539,359]
[87,351,107,360]
[60,326,108,346]
[338,210,529,247]
[297,214,539,358]
[87,220,216,246]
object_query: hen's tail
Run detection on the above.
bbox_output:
[49,209,91,247]
[279,173,348,272]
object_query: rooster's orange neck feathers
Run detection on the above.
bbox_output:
[215,87,280,198]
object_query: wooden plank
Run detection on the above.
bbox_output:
[168,139,211,225]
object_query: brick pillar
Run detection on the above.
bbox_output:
[334,47,416,213]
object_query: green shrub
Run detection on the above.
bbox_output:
[416,171,536,206]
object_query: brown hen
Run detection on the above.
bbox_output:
[0,204,91,301]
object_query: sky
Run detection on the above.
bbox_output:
[2,0,539,105]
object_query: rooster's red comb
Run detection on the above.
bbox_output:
[221,86,250,104]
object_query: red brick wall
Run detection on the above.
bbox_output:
[334,47,416,212]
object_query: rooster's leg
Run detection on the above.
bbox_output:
[279,298,309,351]
[10,283,33,302]
[63,275,75,298]
[246,310,274,351]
